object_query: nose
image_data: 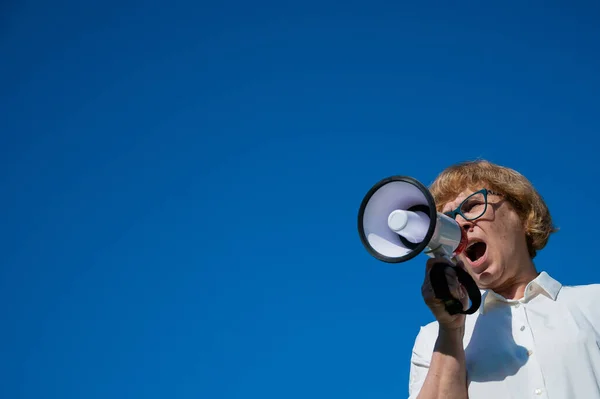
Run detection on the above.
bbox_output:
[455,215,474,232]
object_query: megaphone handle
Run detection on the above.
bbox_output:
[429,260,482,315]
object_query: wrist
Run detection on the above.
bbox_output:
[434,325,466,359]
[439,325,465,341]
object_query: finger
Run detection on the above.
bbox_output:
[453,258,468,272]
[421,276,433,296]
[443,267,467,300]
[421,276,439,301]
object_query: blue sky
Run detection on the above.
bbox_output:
[2,1,599,398]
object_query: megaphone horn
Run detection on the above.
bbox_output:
[357,176,481,315]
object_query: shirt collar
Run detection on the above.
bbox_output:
[479,271,562,314]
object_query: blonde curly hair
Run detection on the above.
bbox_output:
[429,160,557,259]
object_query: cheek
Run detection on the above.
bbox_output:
[497,224,514,242]
[489,218,526,251]
[455,253,468,264]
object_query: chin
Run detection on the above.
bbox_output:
[473,266,502,289]
[460,257,493,285]
[474,272,494,288]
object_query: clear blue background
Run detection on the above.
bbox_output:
[2,1,599,398]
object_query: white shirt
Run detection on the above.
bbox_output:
[408,272,600,398]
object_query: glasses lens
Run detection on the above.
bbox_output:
[460,192,487,220]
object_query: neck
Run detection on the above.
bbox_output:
[492,260,539,301]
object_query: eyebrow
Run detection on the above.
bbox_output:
[443,203,459,213]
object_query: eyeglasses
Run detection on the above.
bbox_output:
[444,188,500,221]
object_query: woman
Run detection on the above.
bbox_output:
[409,160,600,399]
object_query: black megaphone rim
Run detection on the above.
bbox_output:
[357,175,438,263]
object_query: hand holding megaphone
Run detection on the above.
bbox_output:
[422,257,471,330]
[357,176,481,316]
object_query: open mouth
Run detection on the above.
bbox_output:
[466,241,487,265]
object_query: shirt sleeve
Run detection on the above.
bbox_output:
[408,325,436,399]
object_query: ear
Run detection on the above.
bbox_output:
[517,207,533,234]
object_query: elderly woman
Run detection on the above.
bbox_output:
[409,160,600,399]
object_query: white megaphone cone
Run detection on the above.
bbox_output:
[357,175,481,315]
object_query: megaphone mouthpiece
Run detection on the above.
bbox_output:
[387,209,430,244]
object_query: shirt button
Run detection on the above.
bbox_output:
[528,349,533,356]
[520,325,525,331]
[535,388,543,395]
[515,303,520,308]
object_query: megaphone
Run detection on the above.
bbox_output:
[357,175,481,315]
